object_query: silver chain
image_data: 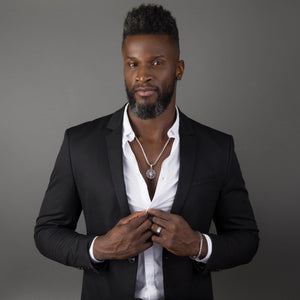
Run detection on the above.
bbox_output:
[135,136,171,169]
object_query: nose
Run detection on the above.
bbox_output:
[136,66,152,83]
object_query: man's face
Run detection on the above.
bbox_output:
[122,34,184,119]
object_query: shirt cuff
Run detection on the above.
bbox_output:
[191,233,212,263]
[89,236,104,263]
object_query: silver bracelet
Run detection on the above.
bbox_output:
[190,231,203,260]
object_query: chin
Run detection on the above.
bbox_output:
[135,94,158,104]
[129,100,170,120]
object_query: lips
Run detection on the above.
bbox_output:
[134,86,158,97]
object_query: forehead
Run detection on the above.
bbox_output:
[122,34,179,59]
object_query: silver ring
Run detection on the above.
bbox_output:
[156,226,162,235]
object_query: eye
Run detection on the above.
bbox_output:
[152,60,162,66]
[128,62,137,69]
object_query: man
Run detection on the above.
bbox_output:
[34,4,259,300]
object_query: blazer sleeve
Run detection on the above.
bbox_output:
[205,136,259,271]
[34,130,104,272]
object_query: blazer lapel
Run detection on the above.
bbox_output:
[171,111,197,215]
[105,107,130,217]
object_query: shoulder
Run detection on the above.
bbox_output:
[179,110,233,147]
[67,114,112,134]
[65,106,124,141]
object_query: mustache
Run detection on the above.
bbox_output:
[131,84,159,92]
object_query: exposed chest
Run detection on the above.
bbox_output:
[129,138,174,200]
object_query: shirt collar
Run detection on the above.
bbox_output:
[122,103,180,147]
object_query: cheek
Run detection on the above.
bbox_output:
[160,73,176,87]
[124,71,136,86]
[159,67,176,80]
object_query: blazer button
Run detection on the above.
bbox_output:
[128,257,136,263]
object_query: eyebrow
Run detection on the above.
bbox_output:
[125,55,166,60]
[151,55,165,59]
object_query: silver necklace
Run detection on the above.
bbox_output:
[135,136,171,179]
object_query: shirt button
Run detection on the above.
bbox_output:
[128,257,136,263]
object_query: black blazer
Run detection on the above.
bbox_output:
[34,107,259,300]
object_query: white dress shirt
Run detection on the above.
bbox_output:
[90,104,212,300]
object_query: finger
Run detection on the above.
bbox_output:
[148,209,170,221]
[140,230,153,242]
[119,210,148,226]
[151,216,169,229]
[128,212,149,229]
[138,241,153,253]
[126,210,148,222]
[151,223,164,236]
[151,234,165,247]
[137,218,153,234]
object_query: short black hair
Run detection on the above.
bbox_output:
[122,4,179,47]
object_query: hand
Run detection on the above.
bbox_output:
[148,209,207,258]
[93,211,153,260]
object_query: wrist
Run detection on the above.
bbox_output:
[93,235,110,261]
[190,231,201,257]
[190,231,208,260]
[200,234,208,259]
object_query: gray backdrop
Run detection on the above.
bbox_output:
[1,0,299,299]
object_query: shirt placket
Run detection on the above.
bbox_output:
[122,110,179,300]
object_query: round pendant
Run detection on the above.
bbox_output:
[146,168,156,179]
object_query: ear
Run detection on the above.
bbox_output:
[176,60,185,80]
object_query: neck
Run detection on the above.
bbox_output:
[127,101,176,143]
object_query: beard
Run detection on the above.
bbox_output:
[125,77,176,120]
